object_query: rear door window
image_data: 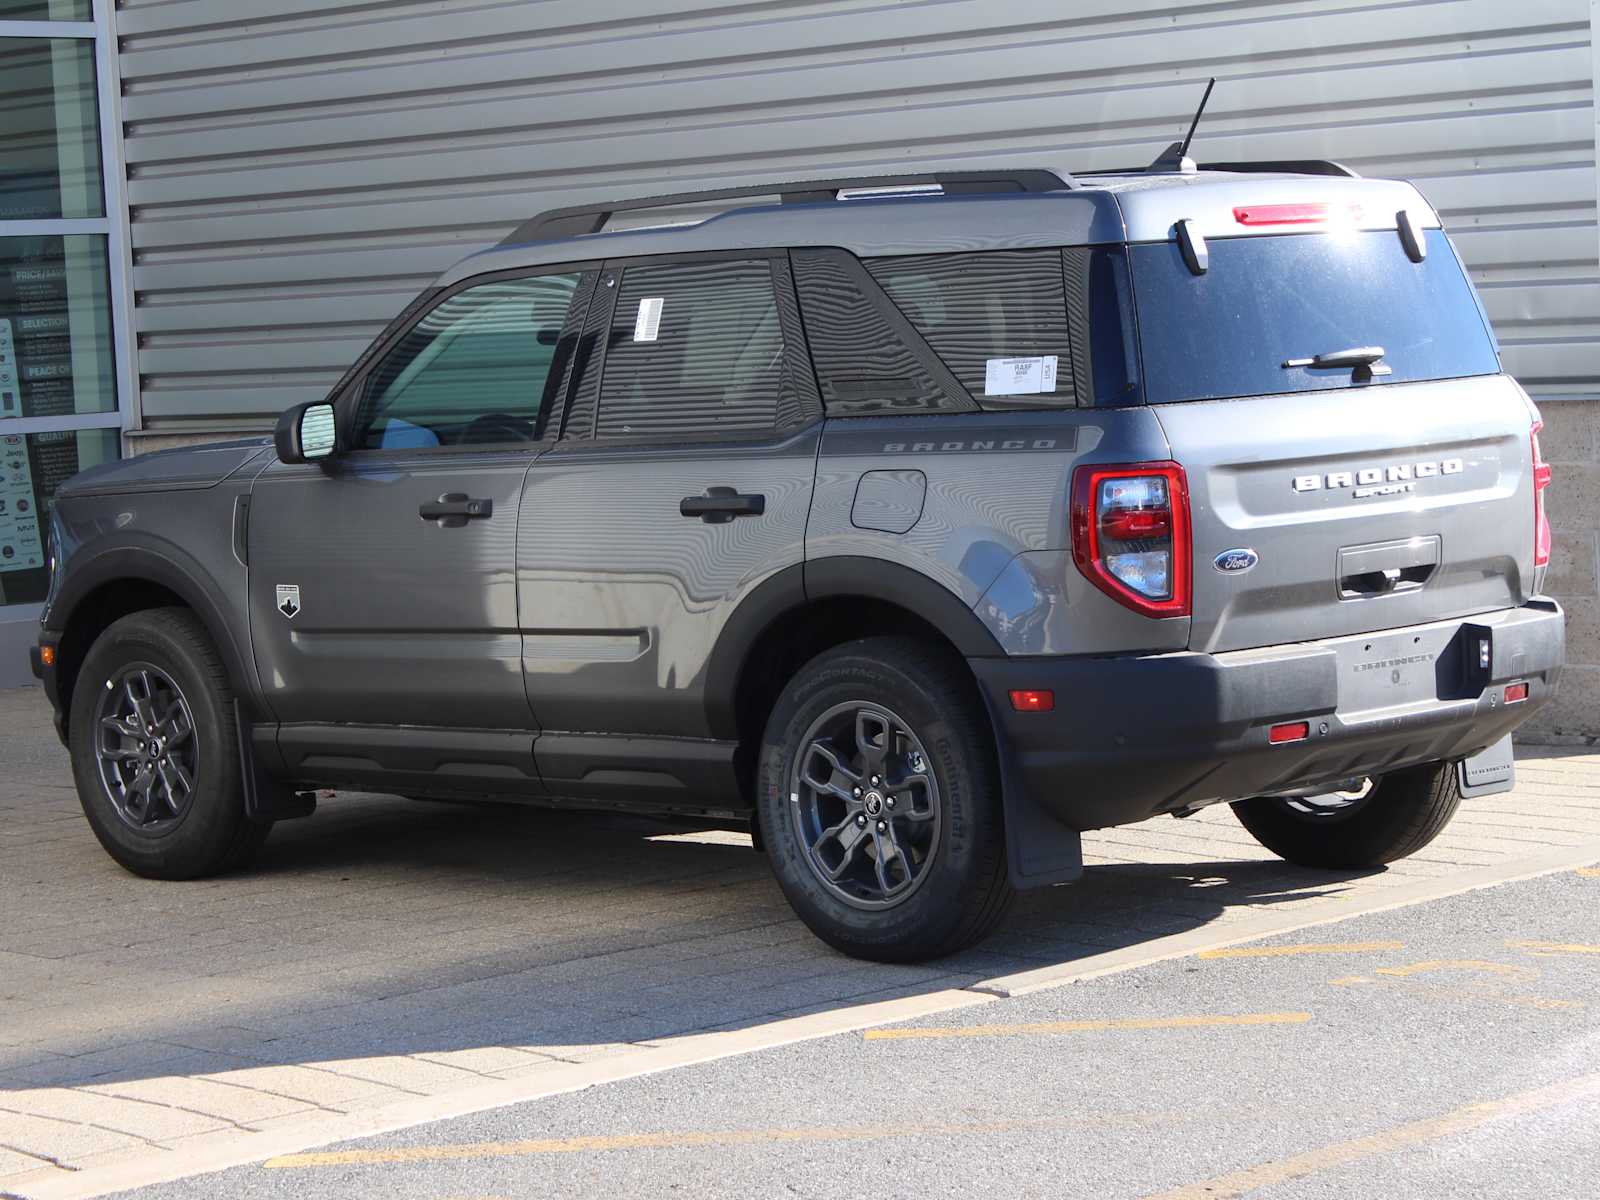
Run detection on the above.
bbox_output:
[596,258,800,440]
[1128,229,1500,404]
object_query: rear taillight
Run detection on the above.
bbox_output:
[1532,419,1552,568]
[1070,462,1191,618]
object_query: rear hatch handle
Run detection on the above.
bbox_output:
[1338,535,1440,599]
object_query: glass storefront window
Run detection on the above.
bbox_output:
[0,37,103,220]
[0,427,116,605]
[0,2,93,18]
[1,234,115,417]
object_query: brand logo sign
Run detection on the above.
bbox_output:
[1293,458,1463,499]
[1213,548,1259,574]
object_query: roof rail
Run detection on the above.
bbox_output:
[1198,159,1361,178]
[501,169,1077,245]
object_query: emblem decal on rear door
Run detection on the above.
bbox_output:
[276,584,301,619]
[1213,548,1259,574]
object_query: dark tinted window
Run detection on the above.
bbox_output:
[868,249,1075,407]
[1129,229,1500,404]
[356,273,584,449]
[791,248,971,416]
[597,259,789,439]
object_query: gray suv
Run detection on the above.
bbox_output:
[30,158,1565,962]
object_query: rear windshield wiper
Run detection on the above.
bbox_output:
[1283,345,1391,378]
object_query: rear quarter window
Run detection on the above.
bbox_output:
[1128,228,1500,404]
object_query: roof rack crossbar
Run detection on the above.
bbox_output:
[502,169,1077,244]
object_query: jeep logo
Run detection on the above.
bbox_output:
[1293,458,1463,494]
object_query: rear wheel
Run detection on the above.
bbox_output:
[1230,761,1463,869]
[756,637,1013,962]
[68,608,269,880]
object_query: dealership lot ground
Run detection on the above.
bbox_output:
[2,684,1598,1198]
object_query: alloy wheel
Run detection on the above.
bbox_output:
[790,701,941,910]
[93,664,200,837]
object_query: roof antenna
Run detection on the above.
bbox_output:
[1148,77,1216,174]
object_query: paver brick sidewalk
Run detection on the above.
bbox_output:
[3,685,1598,1194]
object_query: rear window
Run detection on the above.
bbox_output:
[1127,228,1500,405]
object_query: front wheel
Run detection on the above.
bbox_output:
[1230,761,1463,869]
[756,637,1013,962]
[68,608,269,880]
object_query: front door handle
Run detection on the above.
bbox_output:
[419,493,493,527]
[680,486,766,524]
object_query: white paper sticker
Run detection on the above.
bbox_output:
[984,355,1058,397]
[633,297,663,342]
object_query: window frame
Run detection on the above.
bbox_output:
[328,258,603,461]
[556,248,824,451]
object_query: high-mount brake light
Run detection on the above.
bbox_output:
[1232,203,1361,226]
[1070,462,1191,618]
[1532,419,1553,568]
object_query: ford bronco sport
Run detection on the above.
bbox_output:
[30,154,1564,962]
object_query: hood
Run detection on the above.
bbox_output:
[57,437,273,499]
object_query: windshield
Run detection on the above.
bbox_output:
[1126,228,1501,404]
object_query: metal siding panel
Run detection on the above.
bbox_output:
[116,0,1598,421]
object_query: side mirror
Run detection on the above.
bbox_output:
[274,401,339,464]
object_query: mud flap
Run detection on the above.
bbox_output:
[980,690,1083,889]
[1457,734,1515,798]
[236,706,317,824]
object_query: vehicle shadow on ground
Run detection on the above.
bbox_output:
[1,788,1383,1092]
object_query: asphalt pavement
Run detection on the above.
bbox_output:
[111,868,1600,1200]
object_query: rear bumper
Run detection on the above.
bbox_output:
[971,600,1565,832]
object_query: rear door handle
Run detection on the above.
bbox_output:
[419,493,493,526]
[680,487,765,524]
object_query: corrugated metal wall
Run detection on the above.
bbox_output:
[114,0,1597,423]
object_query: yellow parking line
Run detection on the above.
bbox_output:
[267,1113,1165,1169]
[1142,1071,1600,1200]
[1373,959,1531,979]
[1576,867,1600,877]
[1508,939,1600,956]
[862,1011,1310,1041]
[1198,940,1402,959]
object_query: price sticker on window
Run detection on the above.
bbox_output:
[633,297,664,342]
[984,355,1058,396]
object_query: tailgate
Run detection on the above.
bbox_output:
[1158,375,1536,654]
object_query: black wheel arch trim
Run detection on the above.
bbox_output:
[46,536,268,725]
[703,557,1005,739]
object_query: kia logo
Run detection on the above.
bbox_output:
[1214,548,1259,574]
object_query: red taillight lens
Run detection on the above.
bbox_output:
[1532,420,1552,568]
[1070,462,1191,618]
[1009,689,1055,713]
[1268,721,1310,745]
[1232,203,1362,226]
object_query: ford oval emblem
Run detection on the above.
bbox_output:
[1214,548,1259,574]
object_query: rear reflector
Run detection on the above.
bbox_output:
[1268,721,1311,745]
[1233,203,1361,226]
[1009,690,1055,713]
[1504,682,1529,704]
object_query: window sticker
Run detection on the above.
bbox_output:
[633,297,664,342]
[984,355,1058,397]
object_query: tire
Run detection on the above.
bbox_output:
[68,607,269,880]
[755,636,1014,962]
[1230,761,1463,869]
